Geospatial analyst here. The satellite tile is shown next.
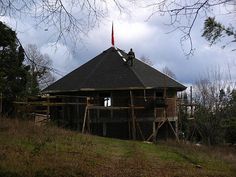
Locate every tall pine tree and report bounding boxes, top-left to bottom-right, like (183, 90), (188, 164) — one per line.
(0, 21), (29, 115)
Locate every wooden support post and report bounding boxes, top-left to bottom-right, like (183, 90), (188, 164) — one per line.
(136, 121), (144, 141)
(175, 119), (178, 140)
(167, 120), (179, 142)
(153, 91), (157, 142)
(82, 97), (92, 134)
(148, 105), (170, 142)
(128, 120), (131, 139)
(61, 98), (65, 123)
(76, 98), (80, 131)
(110, 92), (113, 119)
(190, 86), (193, 117)
(174, 94), (179, 140)
(0, 92), (2, 117)
(96, 93), (100, 119)
(164, 107), (168, 139)
(150, 119), (166, 141)
(103, 122), (107, 136)
(47, 95), (50, 119)
(164, 75), (167, 98)
(87, 108), (90, 133)
(130, 90), (136, 140)
(82, 106), (88, 133)
(152, 121), (156, 142)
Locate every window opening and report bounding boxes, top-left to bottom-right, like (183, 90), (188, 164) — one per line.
(104, 97), (111, 107)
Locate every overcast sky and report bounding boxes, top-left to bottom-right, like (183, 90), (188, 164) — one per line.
(1, 1), (235, 88)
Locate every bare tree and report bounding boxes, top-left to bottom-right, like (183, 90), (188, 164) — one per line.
(145, 0), (236, 56)
(2, 1), (235, 56)
(25, 44), (55, 92)
(162, 66), (176, 79)
(0, 0), (130, 44)
(140, 56), (177, 80)
(0, 1), (133, 79)
(193, 67), (232, 144)
(140, 55), (154, 66)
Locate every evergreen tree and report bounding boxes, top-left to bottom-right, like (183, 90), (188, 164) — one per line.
(202, 17), (236, 50)
(0, 21), (29, 115)
(224, 90), (236, 144)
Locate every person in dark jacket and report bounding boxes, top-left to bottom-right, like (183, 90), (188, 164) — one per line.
(127, 48), (135, 66)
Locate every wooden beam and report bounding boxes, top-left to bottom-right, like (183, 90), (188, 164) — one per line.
(87, 106), (144, 110)
(155, 116), (178, 122)
(14, 102), (87, 106)
(41, 95), (88, 99)
(167, 120), (179, 142)
(130, 90), (136, 140)
(76, 97), (80, 131)
(136, 122), (144, 141)
(110, 92), (113, 119)
(46, 96), (50, 119)
(152, 122), (156, 142)
(0, 92), (2, 116)
(87, 108), (90, 133)
(82, 106), (88, 134)
(147, 109), (169, 142)
(128, 121), (131, 139)
(76, 116), (180, 124)
(174, 94), (179, 141)
(153, 91), (156, 142)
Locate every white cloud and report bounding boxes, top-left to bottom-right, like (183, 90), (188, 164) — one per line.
(40, 43), (76, 77)
(1, 2), (235, 88)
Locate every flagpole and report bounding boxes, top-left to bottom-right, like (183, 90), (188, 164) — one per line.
(111, 22), (115, 47)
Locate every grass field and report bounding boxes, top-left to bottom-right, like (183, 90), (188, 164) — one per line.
(0, 118), (235, 177)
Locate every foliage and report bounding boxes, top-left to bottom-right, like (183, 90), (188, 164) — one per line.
(193, 69), (236, 145)
(224, 90), (236, 143)
(202, 17), (236, 50)
(145, 0), (236, 55)
(0, 21), (29, 114)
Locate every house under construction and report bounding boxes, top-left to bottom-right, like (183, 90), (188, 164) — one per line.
(35, 47), (186, 141)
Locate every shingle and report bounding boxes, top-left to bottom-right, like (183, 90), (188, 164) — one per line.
(44, 47), (186, 93)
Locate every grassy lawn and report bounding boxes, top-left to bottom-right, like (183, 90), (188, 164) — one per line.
(0, 118), (235, 177)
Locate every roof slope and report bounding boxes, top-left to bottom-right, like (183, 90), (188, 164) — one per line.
(44, 47), (186, 93)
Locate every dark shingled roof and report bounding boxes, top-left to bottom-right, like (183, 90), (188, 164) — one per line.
(44, 47), (186, 93)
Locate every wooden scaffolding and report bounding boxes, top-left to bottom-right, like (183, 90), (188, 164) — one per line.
(14, 90), (181, 142)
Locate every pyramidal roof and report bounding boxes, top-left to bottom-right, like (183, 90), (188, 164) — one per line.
(44, 47), (186, 93)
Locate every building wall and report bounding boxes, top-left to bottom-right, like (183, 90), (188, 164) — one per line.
(49, 89), (179, 140)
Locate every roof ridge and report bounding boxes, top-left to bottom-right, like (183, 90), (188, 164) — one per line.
(115, 48), (146, 89)
(129, 67), (146, 88)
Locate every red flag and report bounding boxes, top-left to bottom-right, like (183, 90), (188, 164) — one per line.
(111, 22), (114, 46)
